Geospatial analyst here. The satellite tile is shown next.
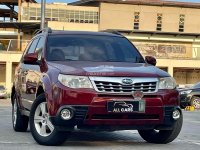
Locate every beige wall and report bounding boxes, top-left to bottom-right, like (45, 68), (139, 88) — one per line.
(48, 21), (98, 31)
(0, 52), (23, 62)
(99, 2), (200, 33)
(0, 64), (6, 86)
(99, 3), (133, 30)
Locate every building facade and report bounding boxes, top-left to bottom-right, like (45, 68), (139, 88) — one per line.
(1, 0), (200, 92)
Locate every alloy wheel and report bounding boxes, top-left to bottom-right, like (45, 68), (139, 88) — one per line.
(34, 102), (54, 137)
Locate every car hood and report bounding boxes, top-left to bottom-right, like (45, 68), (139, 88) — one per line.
(47, 61), (170, 77)
(178, 87), (200, 92)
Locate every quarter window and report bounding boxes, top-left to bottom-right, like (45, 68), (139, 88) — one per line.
(27, 38), (39, 54)
(35, 37), (45, 60)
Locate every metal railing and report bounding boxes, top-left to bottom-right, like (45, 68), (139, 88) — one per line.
(0, 39), (30, 52)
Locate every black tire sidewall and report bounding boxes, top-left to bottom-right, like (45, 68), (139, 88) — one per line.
(12, 93), (29, 132)
(29, 93), (67, 146)
(138, 111), (183, 144)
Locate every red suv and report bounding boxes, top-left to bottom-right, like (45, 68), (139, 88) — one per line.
(11, 28), (182, 146)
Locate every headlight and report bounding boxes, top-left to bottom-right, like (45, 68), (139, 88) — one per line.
(180, 90), (192, 95)
(158, 77), (177, 89)
(58, 74), (93, 89)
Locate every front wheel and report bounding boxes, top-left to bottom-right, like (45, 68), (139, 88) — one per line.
(138, 112), (183, 144)
(29, 94), (69, 146)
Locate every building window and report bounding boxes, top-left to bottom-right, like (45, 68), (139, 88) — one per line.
(22, 7), (99, 24)
(134, 12), (140, 30)
(157, 13), (162, 31)
(179, 14), (185, 32)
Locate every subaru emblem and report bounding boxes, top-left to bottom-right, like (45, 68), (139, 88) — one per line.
(122, 78), (133, 85)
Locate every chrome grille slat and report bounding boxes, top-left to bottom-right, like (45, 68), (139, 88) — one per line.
(90, 77), (158, 93)
(95, 84), (156, 88)
(97, 87), (156, 90)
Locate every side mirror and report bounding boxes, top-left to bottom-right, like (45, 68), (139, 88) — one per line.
(23, 53), (38, 64)
(145, 56), (157, 66)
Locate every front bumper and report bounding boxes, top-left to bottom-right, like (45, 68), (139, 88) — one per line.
(48, 82), (180, 131)
(50, 105), (181, 131)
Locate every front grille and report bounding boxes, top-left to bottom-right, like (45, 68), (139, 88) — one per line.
(91, 114), (159, 120)
(94, 81), (157, 93)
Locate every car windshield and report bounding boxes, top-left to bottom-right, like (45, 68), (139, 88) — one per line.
(46, 34), (144, 63)
(192, 82), (200, 88)
(0, 86), (5, 90)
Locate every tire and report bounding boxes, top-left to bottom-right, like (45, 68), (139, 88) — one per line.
(29, 93), (68, 146)
(190, 96), (200, 109)
(138, 112), (183, 144)
(12, 93), (29, 132)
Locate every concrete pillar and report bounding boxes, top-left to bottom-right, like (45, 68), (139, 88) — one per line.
(168, 66), (174, 77)
(18, 0), (21, 22)
(17, 0), (22, 51)
(6, 61), (12, 93)
(17, 29), (21, 51)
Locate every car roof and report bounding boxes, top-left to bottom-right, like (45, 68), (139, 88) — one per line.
(48, 30), (123, 37)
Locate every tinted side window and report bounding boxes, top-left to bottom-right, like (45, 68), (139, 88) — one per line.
(35, 37), (45, 52)
(27, 38), (39, 54)
(35, 37), (45, 60)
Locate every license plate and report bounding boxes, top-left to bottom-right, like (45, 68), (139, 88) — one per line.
(107, 100), (145, 113)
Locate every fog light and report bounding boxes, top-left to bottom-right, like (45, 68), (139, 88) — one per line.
(172, 109), (180, 120)
(61, 109), (73, 120)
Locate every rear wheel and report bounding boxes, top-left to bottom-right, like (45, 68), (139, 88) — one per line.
(190, 96), (200, 109)
(12, 93), (29, 132)
(29, 94), (69, 146)
(138, 113), (183, 144)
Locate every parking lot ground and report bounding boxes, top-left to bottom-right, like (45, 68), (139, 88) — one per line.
(0, 99), (200, 150)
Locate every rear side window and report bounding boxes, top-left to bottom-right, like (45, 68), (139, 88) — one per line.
(46, 35), (144, 63)
(27, 38), (39, 54)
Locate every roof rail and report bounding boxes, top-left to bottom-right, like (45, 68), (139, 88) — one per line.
(101, 29), (122, 35)
(34, 27), (52, 36)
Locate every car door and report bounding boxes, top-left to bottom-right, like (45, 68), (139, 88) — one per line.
(20, 36), (45, 110)
(15, 39), (35, 109)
